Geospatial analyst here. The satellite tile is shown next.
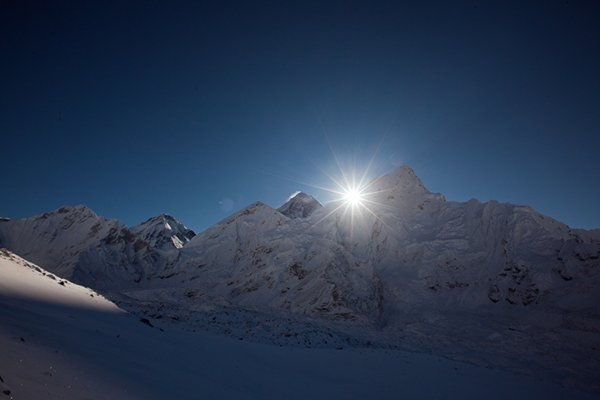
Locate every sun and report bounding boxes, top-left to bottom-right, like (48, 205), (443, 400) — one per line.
(342, 187), (364, 207)
(302, 159), (389, 231)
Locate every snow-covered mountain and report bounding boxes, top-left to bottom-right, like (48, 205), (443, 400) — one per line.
(1, 167), (599, 321)
(127, 166), (600, 390)
(0, 206), (183, 289)
(176, 200), (383, 324)
(168, 166), (600, 320)
(278, 192), (322, 218)
(131, 213), (195, 250)
(1, 165), (599, 391)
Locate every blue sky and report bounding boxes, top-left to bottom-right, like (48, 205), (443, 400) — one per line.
(1, 1), (599, 231)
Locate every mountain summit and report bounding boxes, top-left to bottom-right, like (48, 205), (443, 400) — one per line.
(369, 165), (431, 196)
(277, 192), (322, 218)
(131, 214), (195, 250)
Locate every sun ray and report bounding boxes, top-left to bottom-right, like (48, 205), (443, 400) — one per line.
(310, 201), (347, 227)
(357, 139), (384, 190)
(361, 202), (392, 230)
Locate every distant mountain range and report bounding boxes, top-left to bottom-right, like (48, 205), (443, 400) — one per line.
(1, 165), (599, 390)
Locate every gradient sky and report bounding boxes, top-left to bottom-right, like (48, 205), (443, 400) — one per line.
(1, 1), (599, 231)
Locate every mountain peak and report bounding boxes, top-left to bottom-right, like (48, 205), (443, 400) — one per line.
(30, 204), (100, 223)
(287, 191), (311, 201)
(141, 213), (178, 225)
(55, 204), (97, 215)
(370, 165), (430, 195)
(388, 165), (421, 181)
(132, 213), (195, 250)
(278, 192), (322, 219)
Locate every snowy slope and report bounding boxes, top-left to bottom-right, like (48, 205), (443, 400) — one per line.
(0, 248), (596, 400)
(0, 248), (119, 312)
(0, 206), (174, 289)
(0, 205), (115, 277)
